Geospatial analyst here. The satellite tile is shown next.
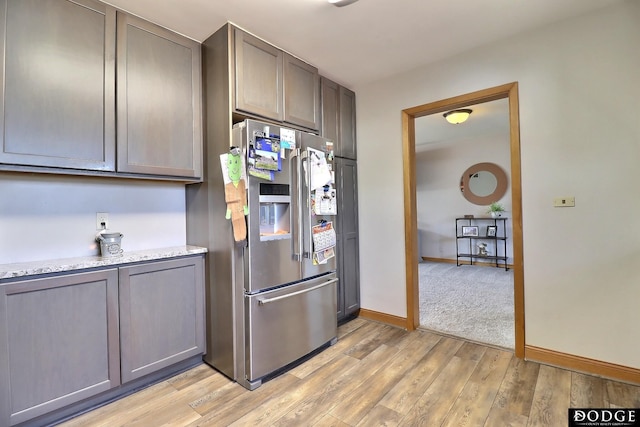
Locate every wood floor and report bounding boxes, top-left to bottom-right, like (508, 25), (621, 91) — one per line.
(59, 318), (640, 427)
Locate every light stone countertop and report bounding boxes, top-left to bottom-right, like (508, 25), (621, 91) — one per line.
(0, 245), (207, 280)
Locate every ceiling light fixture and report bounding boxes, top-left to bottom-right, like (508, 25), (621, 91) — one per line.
(328, 0), (359, 7)
(443, 109), (472, 124)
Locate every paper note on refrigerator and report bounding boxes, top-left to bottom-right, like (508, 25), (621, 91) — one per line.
(305, 148), (332, 191)
(219, 152), (247, 185)
(280, 127), (296, 149)
(252, 137), (281, 171)
(314, 186), (337, 215)
(312, 221), (336, 264)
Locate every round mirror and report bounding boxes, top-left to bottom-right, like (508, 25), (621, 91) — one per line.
(460, 162), (508, 205)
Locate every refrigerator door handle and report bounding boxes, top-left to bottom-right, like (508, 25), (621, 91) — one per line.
(304, 150), (313, 259)
(257, 278), (339, 305)
(290, 149), (302, 261)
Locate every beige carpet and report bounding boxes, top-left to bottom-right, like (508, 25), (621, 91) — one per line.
(418, 261), (514, 349)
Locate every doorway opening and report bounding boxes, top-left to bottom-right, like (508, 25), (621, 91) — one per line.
(401, 82), (525, 358)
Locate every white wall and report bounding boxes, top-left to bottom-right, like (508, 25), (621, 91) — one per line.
(355, 0), (640, 368)
(0, 173), (187, 264)
(416, 133), (512, 261)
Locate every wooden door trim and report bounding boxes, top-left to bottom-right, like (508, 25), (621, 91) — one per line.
(402, 82), (525, 358)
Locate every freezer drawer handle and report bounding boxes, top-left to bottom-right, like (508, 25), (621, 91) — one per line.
(257, 278), (338, 305)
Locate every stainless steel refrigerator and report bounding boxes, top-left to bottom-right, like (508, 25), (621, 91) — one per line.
(190, 119), (338, 390)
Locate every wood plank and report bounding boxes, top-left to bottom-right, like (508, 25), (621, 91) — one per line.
(314, 413), (351, 427)
(455, 340), (488, 362)
(605, 380), (640, 408)
(167, 363), (221, 391)
(185, 373), (301, 426)
(356, 405), (403, 427)
(228, 354), (358, 426)
(330, 335), (443, 425)
(397, 355), (481, 426)
(188, 380), (246, 416)
(288, 320), (380, 379)
(377, 327), (412, 350)
(273, 344), (401, 426)
(101, 371), (224, 427)
(440, 348), (512, 427)
(344, 324), (407, 360)
(527, 364), (572, 427)
(484, 410), (529, 427)
(60, 381), (177, 427)
(570, 372), (607, 408)
(337, 317), (367, 338)
(378, 334), (459, 414)
(484, 356), (539, 426)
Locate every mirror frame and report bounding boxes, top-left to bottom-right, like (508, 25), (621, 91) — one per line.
(460, 162), (508, 205)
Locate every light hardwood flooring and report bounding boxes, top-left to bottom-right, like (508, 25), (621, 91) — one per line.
(59, 318), (640, 427)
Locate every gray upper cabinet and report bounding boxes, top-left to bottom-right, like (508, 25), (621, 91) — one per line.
(119, 256), (205, 383)
(234, 28), (284, 123)
(339, 86), (357, 159)
(233, 26), (319, 131)
(0, 0), (203, 180)
(284, 53), (320, 130)
(117, 13), (202, 178)
(0, 0), (116, 171)
(320, 77), (340, 144)
(0, 269), (120, 426)
(320, 77), (356, 159)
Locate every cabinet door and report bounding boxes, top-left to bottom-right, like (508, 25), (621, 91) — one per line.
(284, 53), (319, 130)
(0, 0), (116, 171)
(0, 269), (120, 426)
(119, 256), (205, 383)
(117, 13), (202, 178)
(234, 28), (283, 122)
(335, 158), (360, 319)
(339, 86), (357, 159)
(320, 77), (340, 144)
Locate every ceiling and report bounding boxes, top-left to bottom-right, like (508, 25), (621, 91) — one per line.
(102, 0), (624, 89)
(415, 98), (510, 151)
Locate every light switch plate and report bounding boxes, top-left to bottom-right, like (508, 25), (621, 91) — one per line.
(553, 197), (575, 207)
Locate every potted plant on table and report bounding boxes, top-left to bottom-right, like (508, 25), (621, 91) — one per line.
(487, 202), (505, 218)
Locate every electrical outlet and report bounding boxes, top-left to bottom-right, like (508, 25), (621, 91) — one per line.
(96, 212), (109, 230)
(553, 197), (575, 207)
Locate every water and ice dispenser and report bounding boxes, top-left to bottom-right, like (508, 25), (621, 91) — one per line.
(258, 183), (291, 240)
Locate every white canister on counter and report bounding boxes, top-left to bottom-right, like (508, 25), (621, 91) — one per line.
(96, 231), (124, 258)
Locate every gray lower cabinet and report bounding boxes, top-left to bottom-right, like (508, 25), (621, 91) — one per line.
(118, 257), (205, 383)
(0, 255), (205, 426)
(116, 13), (202, 179)
(335, 158), (360, 320)
(0, 269), (120, 426)
(0, 0), (116, 171)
